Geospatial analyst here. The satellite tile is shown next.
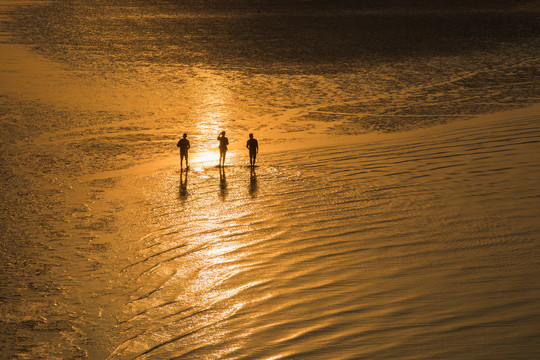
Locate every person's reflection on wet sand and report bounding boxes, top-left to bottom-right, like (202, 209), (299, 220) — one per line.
(249, 167), (258, 198)
(179, 168), (188, 200)
(219, 166), (227, 200)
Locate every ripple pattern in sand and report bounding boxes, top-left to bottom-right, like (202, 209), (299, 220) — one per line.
(110, 111), (540, 360)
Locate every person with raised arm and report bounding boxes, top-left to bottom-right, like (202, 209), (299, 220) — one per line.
(217, 131), (229, 167)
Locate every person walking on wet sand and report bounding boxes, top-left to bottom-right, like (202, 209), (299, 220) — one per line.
(246, 133), (259, 167)
(177, 133), (191, 170)
(217, 131), (229, 167)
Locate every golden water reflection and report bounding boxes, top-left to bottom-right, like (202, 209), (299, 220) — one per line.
(190, 70), (236, 152)
(109, 109), (540, 358)
(192, 150), (236, 169)
(119, 163), (270, 357)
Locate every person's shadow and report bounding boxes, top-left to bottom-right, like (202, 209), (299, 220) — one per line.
(219, 166), (228, 201)
(249, 167), (258, 198)
(179, 168), (188, 200)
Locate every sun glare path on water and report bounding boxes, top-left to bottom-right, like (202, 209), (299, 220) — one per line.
(190, 151), (237, 169)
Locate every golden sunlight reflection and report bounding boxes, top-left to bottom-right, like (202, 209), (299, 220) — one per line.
(192, 150), (231, 167)
(191, 70), (236, 151)
(2, 0), (539, 357)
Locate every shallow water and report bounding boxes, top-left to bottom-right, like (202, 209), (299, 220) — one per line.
(1, 0), (540, 359)
(102, 109), (540, 359)
(3, 0), (539, 147)
(4, 106), (539, 359)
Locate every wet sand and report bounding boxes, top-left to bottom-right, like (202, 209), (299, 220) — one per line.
(2, 102), (539, 358)
(105, 106), (540, 359)
(1, 1), (540, 358)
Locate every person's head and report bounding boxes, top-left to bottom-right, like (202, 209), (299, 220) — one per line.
(249, 133), (253, 139)
(221, 131), (226, 136)
(183, 133), (187, 138)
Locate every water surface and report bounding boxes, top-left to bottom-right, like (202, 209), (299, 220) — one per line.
(1, 0), (539, 358)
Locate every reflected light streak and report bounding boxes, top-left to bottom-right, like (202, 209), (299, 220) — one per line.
(192, 150), (236, 168)
(190, 70), (235, 150)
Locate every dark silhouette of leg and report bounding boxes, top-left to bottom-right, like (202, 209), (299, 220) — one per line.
(180, 149), (183, 170)
(220, 150), (226, 167)
(180, 152), (188, 170)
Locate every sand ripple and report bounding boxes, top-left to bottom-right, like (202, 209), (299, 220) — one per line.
(108, 108), (540, 359)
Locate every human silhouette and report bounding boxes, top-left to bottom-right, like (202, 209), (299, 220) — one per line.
(217, 131), (229, 167)
(246, 133), (259, 167)
(176, 133), (191, 170)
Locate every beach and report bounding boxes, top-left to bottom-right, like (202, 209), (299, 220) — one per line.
(2, 99), (539, 359)
(105, 105), (540, 359)
(1, 0), (540, 359)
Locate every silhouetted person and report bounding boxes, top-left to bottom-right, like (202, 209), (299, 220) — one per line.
(246, 133), (259, 167)
(177, 133), (191, 170)
(217, 131), (229, 167)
